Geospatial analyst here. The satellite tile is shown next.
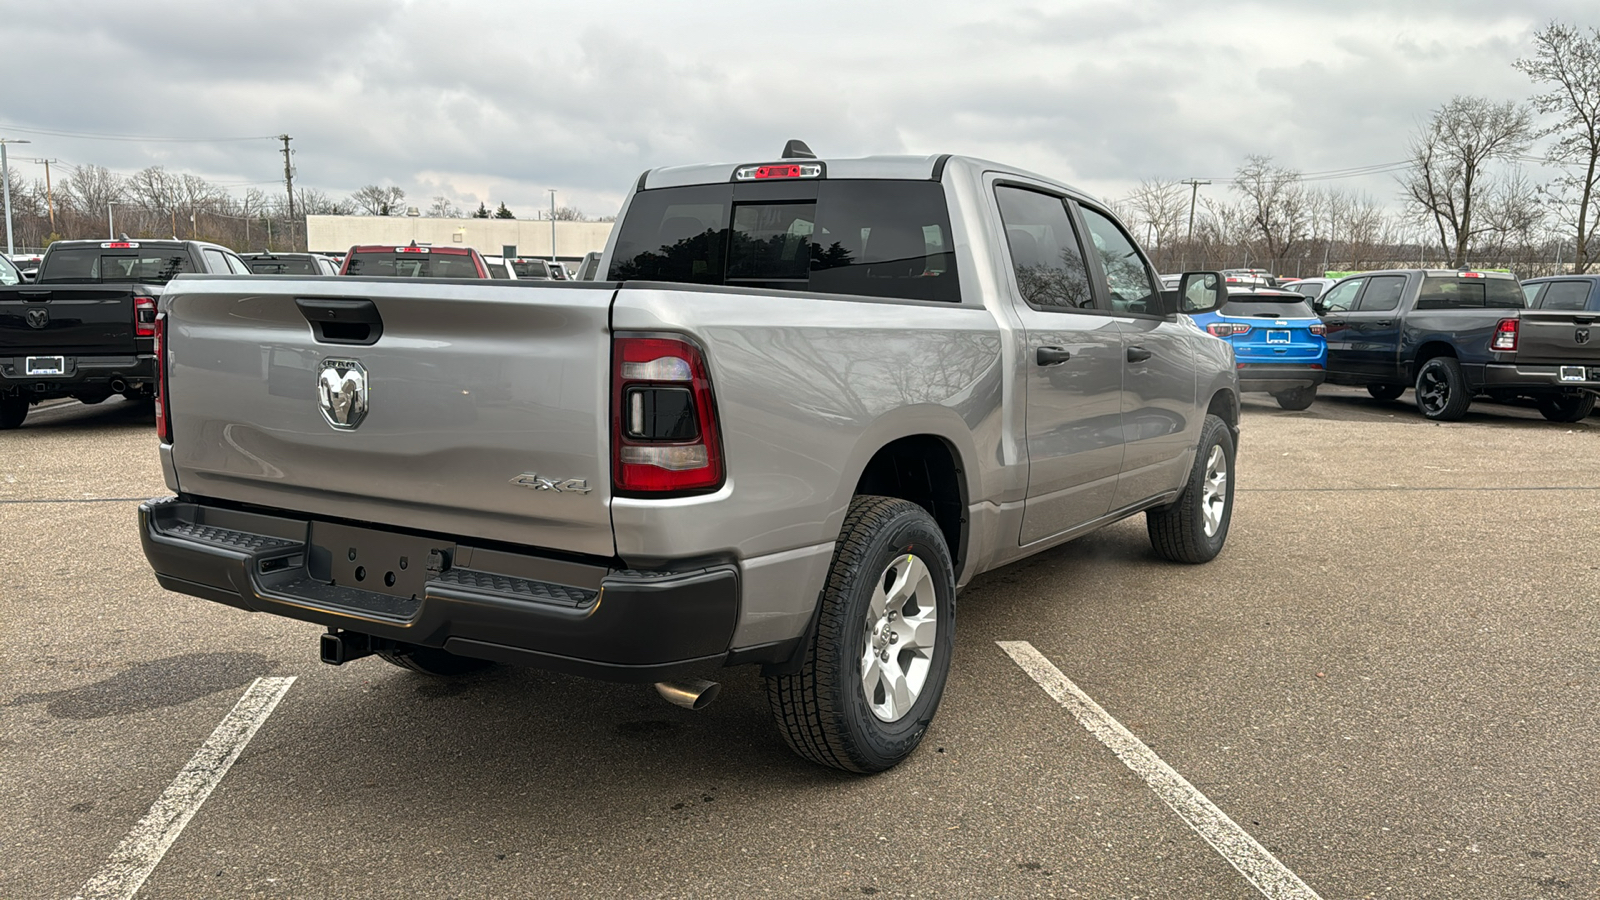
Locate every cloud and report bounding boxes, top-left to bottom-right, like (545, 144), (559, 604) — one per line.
(2, 0), (1588, 217)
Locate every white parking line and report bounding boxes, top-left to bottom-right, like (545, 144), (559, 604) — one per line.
(997, 641), (1321, 900)
(72, 676), (296, 900)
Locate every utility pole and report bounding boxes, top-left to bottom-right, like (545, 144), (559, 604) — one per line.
(1181, 178), (1210, 243)
(548, 189), (557, 264)
(108, 202), (116, 240)
(0, 138), (33, 257)
(279, 134), (296, 251)
(33, 158), (60, 234)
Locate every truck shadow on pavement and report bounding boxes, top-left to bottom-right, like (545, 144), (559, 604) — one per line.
(4, 650), (271, 719)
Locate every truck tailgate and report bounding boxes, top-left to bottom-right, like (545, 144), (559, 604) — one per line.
(164, 278), (618, 558)
(0, 286), (139, 355)
(1516, 310), (1600, 364)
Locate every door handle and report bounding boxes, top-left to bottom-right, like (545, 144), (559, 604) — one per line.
(1035, 346), (1072, 366)
(1126, 345), (1153, 363)
(1373, 320), (1393, 326)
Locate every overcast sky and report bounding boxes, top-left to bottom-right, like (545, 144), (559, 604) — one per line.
(1, 0), (1590, 219)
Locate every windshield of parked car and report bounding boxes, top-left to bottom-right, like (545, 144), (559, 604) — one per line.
(608, 179), (960, 303)
(38, 247), (196, 284)
(245, 256), (319, 275)
(509, 259), (552, 279)
(343, 250), (483, 278)
(1416, 275), (1523, 309)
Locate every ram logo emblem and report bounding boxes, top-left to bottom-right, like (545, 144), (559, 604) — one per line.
(317, 358), (368, 430)
(1577, 327), (1591, 345)
(25, 308), (48, 329)
(511, 473), (592, 494)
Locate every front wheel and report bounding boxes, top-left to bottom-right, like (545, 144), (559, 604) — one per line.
(1147, 414), (1234, 564)
(1414, 357), (1471, 421)
(763, 495), (955, 773)
(1366, 383), (1405, 401)
(1273, 386), (1316, 410)
(1536, 391), (1597, 423)
(0, 396), (27, 430)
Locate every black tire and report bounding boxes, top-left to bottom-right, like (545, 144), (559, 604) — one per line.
(1536, 391), (1597, 423)
(0, 396), (27, 430)
(763, 495), (956, 774)
(1414, 357), (1471, 421)
(1147, 414), (1235, 564)
(1273, 386), (1316, 410)
(378, 644), (497, 677)
(1366, 383), (1405, 401)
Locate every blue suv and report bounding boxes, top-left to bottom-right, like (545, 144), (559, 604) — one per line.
(1188, 287), (1328, 409)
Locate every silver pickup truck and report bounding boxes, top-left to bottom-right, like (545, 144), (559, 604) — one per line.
(139, 148), (1240, 772)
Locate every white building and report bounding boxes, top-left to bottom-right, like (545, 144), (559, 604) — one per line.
(305, 215), (614, 264)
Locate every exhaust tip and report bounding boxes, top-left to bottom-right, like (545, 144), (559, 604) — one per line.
(109, 378), (127, 393)
(654, 679), (721, 711)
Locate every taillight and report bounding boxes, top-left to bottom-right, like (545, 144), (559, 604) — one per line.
(734, 163), (823, 181)
(1309, 323), (1327, 336)
(155, 312), (172, 444)
(134, 296), (156, 338)
(1206, 322), (1250, 337)
(612, 334), (723, 495)
(1490, 318), (1519, 352)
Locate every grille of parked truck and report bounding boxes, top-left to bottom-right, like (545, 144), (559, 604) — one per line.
(138, 143), (1242, 772)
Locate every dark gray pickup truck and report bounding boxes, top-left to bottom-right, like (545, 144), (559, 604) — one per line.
(0, 239), (254, 428)
(1314, 269), (1600, 422)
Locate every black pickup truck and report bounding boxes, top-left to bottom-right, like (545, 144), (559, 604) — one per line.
(0, 239), (255, 428)
(1314, 269), (1600, 422)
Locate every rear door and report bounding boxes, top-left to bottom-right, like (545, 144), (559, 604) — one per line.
(994, 184), (1125, 544)
(165, 278), (619, 557)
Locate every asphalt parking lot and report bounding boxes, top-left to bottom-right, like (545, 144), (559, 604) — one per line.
(3, 388), (1596, 899)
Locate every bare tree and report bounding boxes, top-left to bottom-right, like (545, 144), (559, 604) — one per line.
(349, 184), (406, 216)
(1124, 179), (1188, 269)
(295, 187), (354, 216)
(1516, 22), (1600, 272)
(1399, 95), (1534, 267)
(1230, 155), (1309, 268)
(1476, 168), (1547, 265)
(426, 195), (463, 218)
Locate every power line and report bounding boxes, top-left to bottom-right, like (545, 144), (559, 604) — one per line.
(0, 122), (278, 143)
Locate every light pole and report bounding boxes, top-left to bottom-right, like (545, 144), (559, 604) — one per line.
(108, 202), (116, 240)
(0, 138), (33, 257)
(548, 189), (557, 264)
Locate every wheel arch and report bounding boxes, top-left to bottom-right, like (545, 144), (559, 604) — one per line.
(1408, 340), (1459, 380)
(844, 416), (974, 582)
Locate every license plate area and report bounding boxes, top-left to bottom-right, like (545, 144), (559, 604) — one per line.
(1559, 365), (1588, 382)
(1266, 330), (1291, 344)
(25, 356), (66, 376)
(308, 522), (456, 600)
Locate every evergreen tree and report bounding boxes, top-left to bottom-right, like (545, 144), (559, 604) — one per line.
(494, 202), (515, 219)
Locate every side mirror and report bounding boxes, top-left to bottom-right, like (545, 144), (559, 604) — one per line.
(1311, 299), (1327, 315)
(1177, 271), (1226, 315)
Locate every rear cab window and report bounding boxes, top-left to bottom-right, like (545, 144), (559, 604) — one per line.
(608, 180), (959, 303)
(1415, 275), (1524, 309)
(38, 245), (196, 284)
(344, 248), (484, 278)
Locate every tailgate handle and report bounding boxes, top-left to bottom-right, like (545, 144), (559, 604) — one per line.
(18, 290), (51, 301)
(296, 298), (383, 346)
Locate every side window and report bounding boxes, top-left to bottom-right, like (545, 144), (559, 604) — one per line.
(224, 253), (252, 275)
(1356, 275), (1405, 311)
(1540, 281), (1590, 311)
(993, 185), (1094, 310)
(1077, 206), (1159, 315)
(1319, 278), (1363, 313)
(1522, 283), (1547, 307)
(202, 248), (229, 273)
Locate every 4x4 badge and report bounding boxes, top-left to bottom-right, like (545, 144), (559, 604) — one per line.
(511, 473), (592, 494)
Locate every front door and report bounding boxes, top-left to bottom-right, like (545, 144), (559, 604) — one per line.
(1075, 204), (1196, 508)
(994, 184), (1126, 545)
(1316, 276), (1366, 375)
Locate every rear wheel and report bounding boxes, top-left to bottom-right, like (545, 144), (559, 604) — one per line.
(1366, 383), (1405, 401)
(1147, 414), (1234, 563)
(0, 396), (27, 430)
(1536, 391), (1597, 423)
(1273, 386), (1316, 410)
(1414, 357), (1471, 421)
(763, 495), (955, 773)
(378, 644), (497, 677)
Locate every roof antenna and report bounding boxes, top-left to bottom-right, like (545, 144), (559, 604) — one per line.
(782, 140), (816, 160)
(119, 232), (131, 241)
